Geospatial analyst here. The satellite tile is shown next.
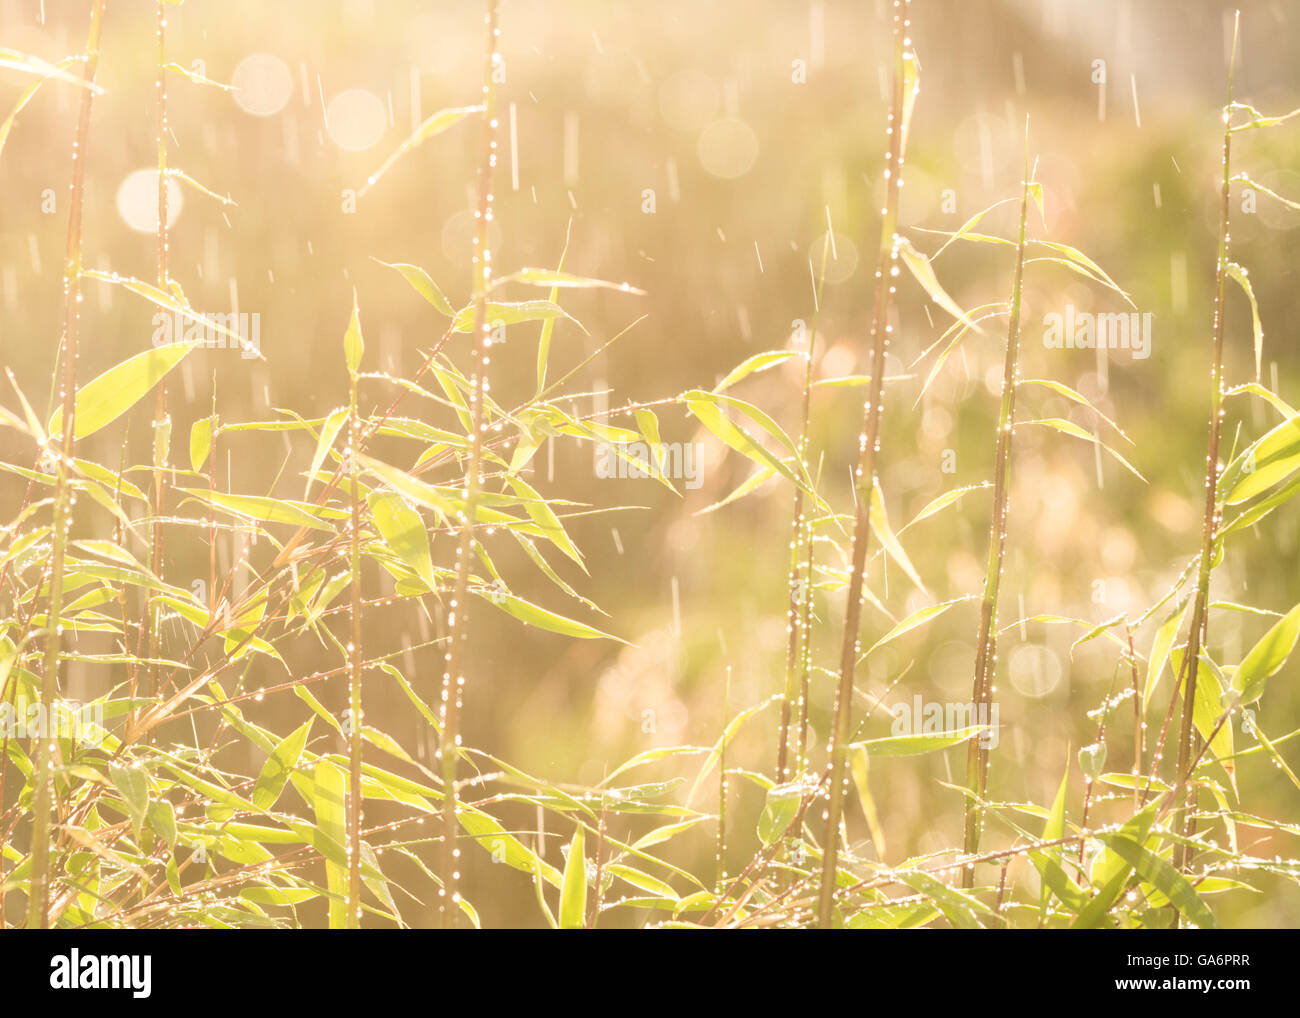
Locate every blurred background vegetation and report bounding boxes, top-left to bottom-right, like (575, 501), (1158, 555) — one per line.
(2, 0), (1298, 926)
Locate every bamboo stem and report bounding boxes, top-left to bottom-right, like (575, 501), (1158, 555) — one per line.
(26, 0), (107, 930)
(961, 121), (1031, 886)
(817, 0), (912, 928)
(145, 0), (170, 736)
(1174, 12), (1238, 877)
(439, 0), (500, 928)
(777, 233), (829, 782)
(347, 354), (363, 929)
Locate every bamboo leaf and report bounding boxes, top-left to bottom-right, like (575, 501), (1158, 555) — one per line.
(497, 267), (644, 294)
(1019, 418), (1146, 482)
(849, 726), (987, 758)
(312, 759), (349, 929)
(452, 300), (576, 334)
(869, 482), (927, 593)
(1234, 602), (1300, 705)
(479, 588), (623, 642)
(867, 597), (970, 654)
(896, 237), (983, 334)
(178, 488), (334, 531)
(369, 491), (436, 592)
(189, 416), (214, 473)
(375, 260), (454, 317)
(359, 104), (484, 197)
(1225, 262), (1265, 381)
(305, 408), (348, 498)
(559, 826), (587, 929)
(713, 350), (803, 392)
(344, 293), (364, 376)
(1100, 835), (1219, 929)
(1145, 597), (1189, 706)
(50, 341), (200, 441)
(253, 719), (312, 811)
(108, 764), (149, 840)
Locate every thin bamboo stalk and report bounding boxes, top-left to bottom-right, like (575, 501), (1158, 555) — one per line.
(817, 0), (913, 928)
(961, 123), (1031, 887)
(439, 0), (500, 928)
(26, 0), (108, 930)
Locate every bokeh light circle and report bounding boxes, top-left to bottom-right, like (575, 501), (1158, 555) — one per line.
(698, 118), (758, 179)
(1008, 644), (1063, 700)
(326, 89), (387, 152)
(116, 169), (183, 234)
(231, 53), (293, 117)
(809, 231), (859, 284)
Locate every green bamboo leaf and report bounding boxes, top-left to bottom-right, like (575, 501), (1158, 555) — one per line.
(869, 482), (927, 593)
(1225, 262), (1265, 381)
(1029, 764), (1088, 917)
(634, 408), (663, 450)
(1234, 602), (1300, 704)
(0, 48), (105, 90)
(1229, 104), (1300, 132)
(606, 863), (676, 899)
(253, 719), (313, 811)
(189, 415), (213, 473)
(82, 270), (259, 357)
(108, 764), (149, 840)
(1033, 241), (1133, 306)
(535, 231), (571, 394)
(1018, 378), (1128, 440)
(146, 799), (177, 850)
(344, 293), (364, 376)
(713, 350), (803, 392)
(757, 780), (807, 847)
(928, 196), (1019, 259)
(359, 104), (484, 197)
(900, 483), (989, 533)
(629, 815), (710, 850)
(507, 475), (584, 569)
(0, 56), (89, 161)
(169, 169), (235, 207)
(452, 300), (576, 334)
(313, 764), (349, 927)
(49, 341), (200, 441)
(1225, 381), (1296, 419)
(1019, 418), (1146, 482)
(1100, 835), (1219, 929)
(165, 60), (233, 91)
(849, 726), (986, 758)
(894, 871), (988, 929)
(369, 491), (436, 592)
(1074, 805), (1156, 928)
(356, 453), (456, 521)
(559, 826), (587, 929)
(359, 841), (401, 923)
(1145, 597), (1189, 706)
(304, 408), (347, 498)
(1171, 649), (1234, 794)
(178, 488), (334, 531)
(1222, 415), (1300, 505)
(867, 596), (970, 654)
(497, 267), (644, 294)
(459, 805), (562, 886)
(375, 260), (454, 317)
(377, 661), (440, 733)
(478, 588), (622, 642)
(684, 389), (813, 497)
(896, 237), (983, 334)
(694, 465), (776, 515)
(849, 747), (887, 860)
